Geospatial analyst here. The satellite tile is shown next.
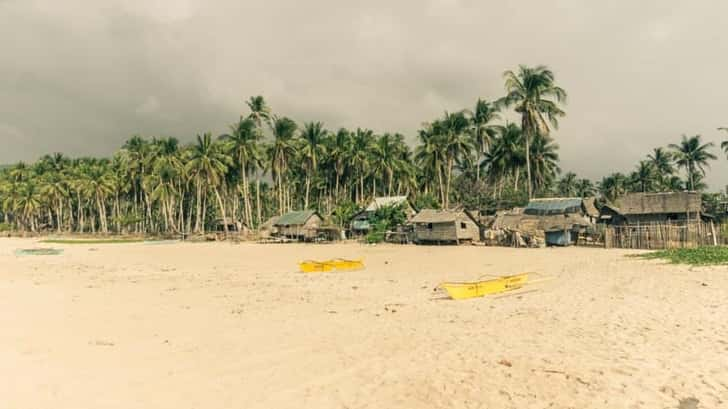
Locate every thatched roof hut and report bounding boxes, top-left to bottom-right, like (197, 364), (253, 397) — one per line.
(273, 210), (322, 240)
(609, 192), (703, 225)
(409, 209), (480, 244)
(488, 198), (595, 247)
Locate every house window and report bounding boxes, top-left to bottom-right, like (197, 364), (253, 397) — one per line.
(427, 223), (433, 229)
(460, 222), (466, 229)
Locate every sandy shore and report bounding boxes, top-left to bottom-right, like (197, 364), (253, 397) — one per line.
(1, 238), (727, 408)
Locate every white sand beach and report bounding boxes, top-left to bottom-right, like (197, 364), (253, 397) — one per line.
(1, 238), (727, 408)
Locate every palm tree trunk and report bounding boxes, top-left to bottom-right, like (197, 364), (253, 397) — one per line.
(304, 174), (311, 209)
(256, 176), (261, 228)
(194, 181), (202, 233)
(525, 128), (533, 199)
(214, 188), (228, 235)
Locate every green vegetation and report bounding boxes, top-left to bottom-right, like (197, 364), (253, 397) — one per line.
(0, 65), (726, 237)
(638, 247), (728, 266)
(365, 204), (407, 244)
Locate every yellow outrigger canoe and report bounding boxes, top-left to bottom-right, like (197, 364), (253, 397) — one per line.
(299, 258), (364, 273)
(438, 273), (529, 300)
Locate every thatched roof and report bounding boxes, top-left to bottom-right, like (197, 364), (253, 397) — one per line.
(274, 210), (319, 226)
(410, 209), (476, 224)
(617, 192), (701, 215)
(491, 210), (591, 234)
(583, 197), (599, 218)
(364, 196), (411, 212)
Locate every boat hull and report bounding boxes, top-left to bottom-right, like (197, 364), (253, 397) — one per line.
(440, 273), (529, 300)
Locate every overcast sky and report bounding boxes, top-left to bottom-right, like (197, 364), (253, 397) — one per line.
(1, 0), (727, 189)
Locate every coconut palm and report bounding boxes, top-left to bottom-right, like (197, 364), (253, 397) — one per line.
(299, 122), (328, 209)
(221, 118), (262, 225)
(575, 179), (595, 198)
(599, 173), (628, 203)
(185, 133), (232, 234)
(498, 65), (567, 199)
(557, 172), (578, 197)
(668, 134), (716, 191)
(631, 161), (657, 192)
(468, 99), (500, 181)
(269, 116), (298, 214)
(435, 111), (473, 208)
(720, 127), (728, 158)
(246, 96), (271, 128)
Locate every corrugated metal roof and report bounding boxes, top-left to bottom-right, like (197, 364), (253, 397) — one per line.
(274, 210), (318, 226)
(365, 196), (409, 212)
(524, 198), (583, 215)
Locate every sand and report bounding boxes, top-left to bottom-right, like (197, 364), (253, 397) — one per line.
(1, 238), (727, 408)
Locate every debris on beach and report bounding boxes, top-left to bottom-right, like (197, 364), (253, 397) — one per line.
(15, 248), (64, 256)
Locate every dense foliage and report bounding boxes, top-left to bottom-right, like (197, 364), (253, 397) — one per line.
(0, 66), (726, 235)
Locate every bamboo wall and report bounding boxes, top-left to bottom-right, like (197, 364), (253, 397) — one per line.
(603, 221), (722, 249)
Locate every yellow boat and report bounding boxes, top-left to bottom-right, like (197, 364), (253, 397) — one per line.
(328, 258), (364, 271)
(438, 273), (529, 300)
(299, 258), (365, 273)
(299, 260), (335, 273)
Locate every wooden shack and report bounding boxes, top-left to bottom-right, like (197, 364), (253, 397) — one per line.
(273, 210), (322, 240)
(608, 192), (703, 225)
(409, 209), (480, 244)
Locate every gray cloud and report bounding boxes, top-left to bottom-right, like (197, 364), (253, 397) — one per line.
(1, 0), (727, 189)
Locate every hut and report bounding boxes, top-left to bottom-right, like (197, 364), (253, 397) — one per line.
(350, 196), (416, 235)
(273, 210), (322, 240)
(487, 198), (596, 247)
(523, 198), (594, 246)
(607, 192), (703, 225)
(214, 218), (250, 235)
(409, 209), (480, 245)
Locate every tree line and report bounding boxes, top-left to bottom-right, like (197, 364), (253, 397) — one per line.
(1, 65), (727, 234)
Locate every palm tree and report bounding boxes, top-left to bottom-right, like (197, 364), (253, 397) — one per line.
(185, 133), (232, 234)
(269, 116), (298, 214)
(599, 173), (628, 203)
(557, 172), (578, 197)
(529, 133), (560, 194)
(435, 111), (473, 208)
(669, 134), (716, 191)
(498, 65), (567, 199)
(631, 161), (657, 192)
(414, 125), (444, 203)
(719, 127), (728, 158)
(468, 99), (500, 181)
(246, 96), (271, 127)
(575, 179), (595, 197)
(221, 118), (261, 225)
(329, 128), (351, 201)
(299, 122), (328, 208)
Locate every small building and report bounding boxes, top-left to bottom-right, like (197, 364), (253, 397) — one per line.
(214, 218), (250, 235)
(273, 210), (322, 240)
(409, 209), (480, 245)
(608, 192), (703, 225)
(486, 198), (596, 247)
(350, 196), (416, 234)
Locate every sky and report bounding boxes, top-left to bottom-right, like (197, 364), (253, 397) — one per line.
(1, 0), (727, 190)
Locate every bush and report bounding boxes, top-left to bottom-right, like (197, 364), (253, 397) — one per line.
(364, 204), (407, 243)
(0, 223), (12, 232)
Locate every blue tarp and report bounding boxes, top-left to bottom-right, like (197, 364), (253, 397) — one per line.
(545, 230), (573, 246)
